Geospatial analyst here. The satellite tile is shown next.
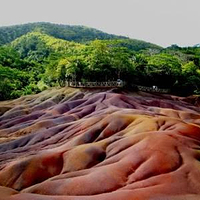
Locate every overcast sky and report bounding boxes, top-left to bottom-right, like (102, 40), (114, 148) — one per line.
(1, 0), (199, 47)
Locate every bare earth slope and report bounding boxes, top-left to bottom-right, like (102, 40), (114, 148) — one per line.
(0, 88), (200, 200)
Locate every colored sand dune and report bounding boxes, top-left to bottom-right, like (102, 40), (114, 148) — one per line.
(0, 88), (200, 200)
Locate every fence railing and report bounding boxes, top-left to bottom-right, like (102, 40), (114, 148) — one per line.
(134, 85), (170, 93)
(68, 81), (125, 88)
(68, 81), (170, 93)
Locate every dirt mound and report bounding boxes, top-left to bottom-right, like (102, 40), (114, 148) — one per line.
(0, 88), (200, 200)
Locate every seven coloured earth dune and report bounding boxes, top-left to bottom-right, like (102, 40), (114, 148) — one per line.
(0, 88), (200, 200)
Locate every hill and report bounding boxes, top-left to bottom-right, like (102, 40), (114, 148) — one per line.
(0, 22), (124, 45)
(0, 23), (200, 101)
(0, 22), (162, 51)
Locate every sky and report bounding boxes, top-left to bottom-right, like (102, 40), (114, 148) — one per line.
(0, 0), (200, 47)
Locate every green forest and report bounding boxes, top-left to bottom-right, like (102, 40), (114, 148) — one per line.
(0, 22), (200, 100)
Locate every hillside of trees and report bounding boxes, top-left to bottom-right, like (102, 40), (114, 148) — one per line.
(0, 22), (123, 45)
(0, 23), (200, 100)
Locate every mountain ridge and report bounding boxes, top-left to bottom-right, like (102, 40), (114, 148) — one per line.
(0, 22), (126, 45)
(0, 22), (162, 50)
